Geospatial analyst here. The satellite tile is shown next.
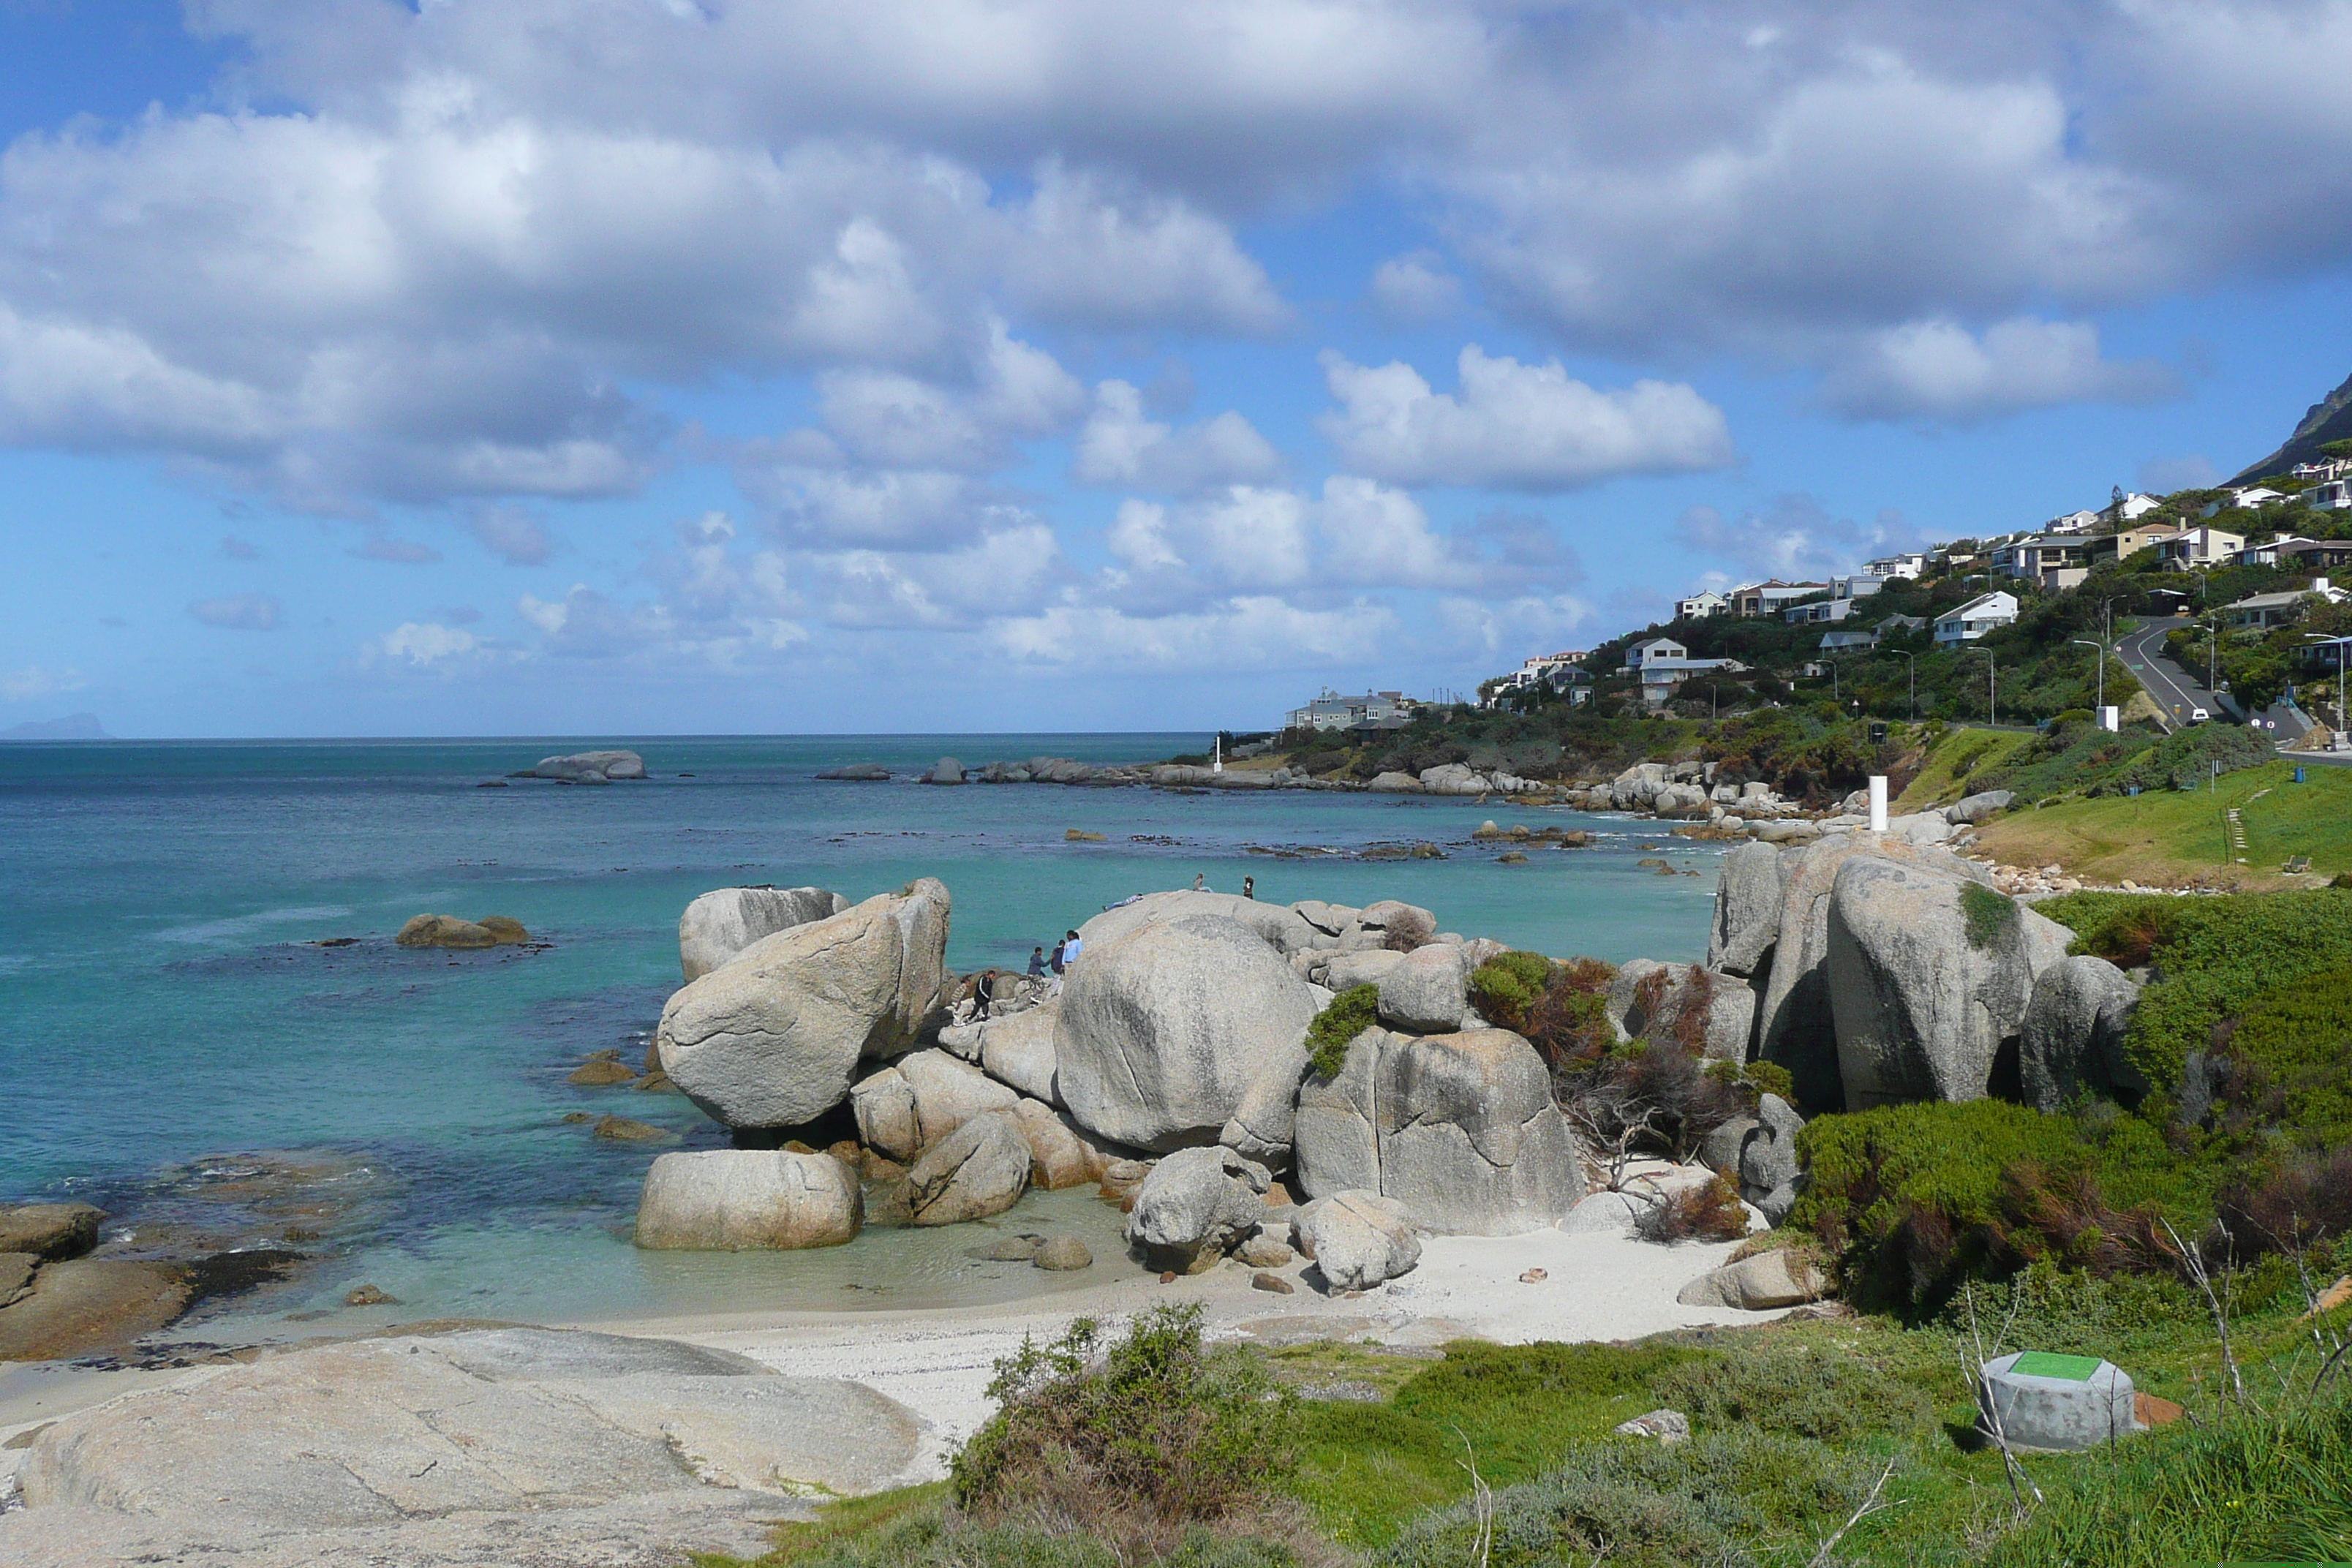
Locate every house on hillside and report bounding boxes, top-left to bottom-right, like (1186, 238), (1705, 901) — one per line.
(2086, 523), (2180, 567)
(1820, 628), (1880, 651)
(1864, 551), (1929, 578)
(2155, 526), (2245, 570)
(2276, 539), (2352, 570)
(2114, 492), (2163, 521)
(2044, 510), (2104, 535)
(1830, 574), (1888, 599)
(1729, 580), (1828, 617)
(1784, 597), (1860, 625)
(1286, 689), (1415, 731)
(1991, 534), (2089, 590)
(2307, 480), (2352, 511)
(1675, 589), (1730, 619)
(1934, 591), (2019, 646)
(1487, 652), (1590, 706)
(1622, 637), (1687, 670)
(2204, 487), (2287, 515)
(2222, 578), (2346, 630)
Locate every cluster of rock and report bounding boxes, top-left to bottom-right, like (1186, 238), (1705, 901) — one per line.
(631, 882), (1588, 1289)
(1610, 823), (2144, 1147)
(0, 1202), (191, 1362)
(393, 913), (531, 949)
(512, 749), (647, 783)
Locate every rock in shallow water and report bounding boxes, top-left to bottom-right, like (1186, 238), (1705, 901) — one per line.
(634, 1150), (862, 1251)
(906, 1112), (1030, 1226)
(0, 1258), (192, 1361)
(0, 1203), (102, 1261)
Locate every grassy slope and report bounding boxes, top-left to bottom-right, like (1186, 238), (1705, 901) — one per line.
(1892, 727), (2038, 813)
(1970, 758), (2352, 887)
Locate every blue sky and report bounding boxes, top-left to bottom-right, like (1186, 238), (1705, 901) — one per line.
(3, 1), (2351, 738)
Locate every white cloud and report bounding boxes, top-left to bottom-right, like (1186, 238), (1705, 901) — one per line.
(189, 592), (284, 630)
(992, 595), (1397, 670)
(369, 622), (483, 666)
(818, 322), (1085, 472)
(352, 529), (443, 564)
(1319, 347), (1733, 491)
(1671, 495), (1923, 584)
(466, 505), (555, 565)
(1002, 164), (1287, 333)
(1434, 594), (1596, 657)
(1072, 380), (1279, 492)
(1818, 317), (2177, 423)
(1, 665), (88, 701)
(1368, 252), (1462, 322)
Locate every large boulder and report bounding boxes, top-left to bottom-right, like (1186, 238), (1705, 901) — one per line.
(656, 879), (951, 1129)
(1947, 789), (2016, 826)
(978, 1000), (1062, 1104)
(1825, 857), (2072, 1109)
(1612, 761), (1670, 811)
(1124, 1146), (1271, 1271)
(905, 1112), (1030, 1225)
(849, 1067), (921, 1162)
(897, 1049), (1022, 1144)
(1978, 1352), (2139, 1452)
(1674, 1248), (1828, 1310)
(1294, 1191), (1420, 1290)
(1294, 1027), (1581, 1235)
(393, 913), (497, 949)
(2020, 956), (2146, 1112)
(678, 886), (849, 982)
(1738, 1093), (1805, 1222)
(1374, 1030), (1583, 1233)
(633, 1151), (862, 1250)
(1055, 913), (1322, 1151)
(1367, 771), (1422, 793)
(1311, 947), (1408, 990)
(1754, 835), (1991, 1111)
(530, 749), (645, 782)
(1708, 840), (1788, 977)
(1005, 1099), (1109, 1190)
(1218, 1036), (1313, 1166)
(0, 1202), (103, 1260)
(1377, 943), (1475, 1033)
(1606, 961), (1755, 1062)
(1419, 763), (1493, 796)
(1078, 891), (1320, 958)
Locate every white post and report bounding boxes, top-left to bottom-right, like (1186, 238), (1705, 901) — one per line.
(2098, 705), (2119, 732)
(1869, 775), (1888, 833)
(1212, 735), (1223, 774)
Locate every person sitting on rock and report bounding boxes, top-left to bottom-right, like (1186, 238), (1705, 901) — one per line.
(1191, 872), (1207, 891)
(1242, 875), (1254, 900)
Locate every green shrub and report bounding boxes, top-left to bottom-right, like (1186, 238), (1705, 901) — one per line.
(1741, 1060), (1794, 1100)
(2040, 887), (2352, 1092)
(2217, 961), (2352, 1147)
(950, 1305), (1295, 1553)
(1379, 1429), (1885, 1568)
(752, 1507), (1305, 1568)
(1467, 951), (1551, 1030)
(1960, 881), (2019, 951)
(1305, 985), (1379, 1079)
(1648, 1343), (1934, 1444)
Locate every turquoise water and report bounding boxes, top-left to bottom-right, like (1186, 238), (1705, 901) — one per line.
(0, 736), (1720, 1330)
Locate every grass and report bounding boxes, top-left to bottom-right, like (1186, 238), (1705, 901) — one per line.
(1959, 881), (2018, 950)
(1305, 985), (1380, 1079)
(1970, 758), (2352, 887)
(1893, 726), (2037, 811)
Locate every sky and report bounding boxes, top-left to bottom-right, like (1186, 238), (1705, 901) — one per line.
(3, 1), (2352, 739)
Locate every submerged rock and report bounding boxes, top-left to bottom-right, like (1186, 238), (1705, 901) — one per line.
(393, 913), (498, 949)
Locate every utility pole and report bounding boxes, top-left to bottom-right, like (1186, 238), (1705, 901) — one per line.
(1891, 650), (1915, 720)
(2072, 638), (2105, 712)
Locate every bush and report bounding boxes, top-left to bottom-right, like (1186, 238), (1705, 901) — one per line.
(1960, 881), (2019, 951)
(1648, 1343), (1934, 1444)
(1380, 1428), (1885, 1568)
(2215, 1146), (2352, 1262)
(1634, 1173), (1749, 1243)
(1466, 951), (1552, 1030)
(2212, 962), (2352, 1148)
(1790, 1100), (2190, 1313)
(2040, 887), (2352, 1093)
(1305, 986), (1379, 1079)
(950, 1305), (1297, 1557)
(1742, 1060), (1794, 1101)
(765, 1507), (1306, 1568)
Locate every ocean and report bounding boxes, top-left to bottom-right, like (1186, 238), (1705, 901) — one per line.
(0, 736), (1722, 1333)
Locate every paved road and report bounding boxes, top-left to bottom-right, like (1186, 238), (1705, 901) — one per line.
(2117, 615), (2223, 727)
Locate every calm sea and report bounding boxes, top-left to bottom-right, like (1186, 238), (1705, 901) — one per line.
(0, 736), (1720, 1331)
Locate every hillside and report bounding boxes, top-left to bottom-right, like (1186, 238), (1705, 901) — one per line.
(2231, 366), (2352, 482)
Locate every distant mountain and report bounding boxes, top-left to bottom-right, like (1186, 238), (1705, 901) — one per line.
(1, 712), (111, 741)
(2231, 368), (2352, 483)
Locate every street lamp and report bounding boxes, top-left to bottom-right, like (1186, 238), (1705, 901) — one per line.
(1969, 647), (1998, 725)
(2306, 633), (2348, 739)
(1888, 649), (1916, 720)
(2071, 638), (2105, 713)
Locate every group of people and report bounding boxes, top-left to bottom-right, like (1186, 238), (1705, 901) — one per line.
(1018, 871), (1257, 989)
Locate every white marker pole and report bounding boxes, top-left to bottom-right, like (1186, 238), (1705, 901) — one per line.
(1869, 774), (1888, 833)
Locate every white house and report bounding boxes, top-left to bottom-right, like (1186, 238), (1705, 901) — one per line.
(1863, 552), (1929, 579)
(1784, 597), (1860, 625)
(1934, 591), (2019, 646)
(2155, 526), (2245, 570)
(1991, 534), (2088, 584)
(1729, 581), (1828, 617)
(1675, 589), (1731, 620)
(1287, 689), (1415, 731)
(2043, 510), (2104, 535)
(1622, 636), (1688, 670)
(1831, 574), (1888, 600)
(2204, 487), (2287, 516)
(2306, 480), (2352, 511)
(2222, 578), (2345, 630)
(1634, 655), (1744, 704)
(1820, 628), (1880, 651)
(2114, 492), (2163, 521)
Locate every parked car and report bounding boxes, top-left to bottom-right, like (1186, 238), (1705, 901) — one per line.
(2189, 706), (2209, 723)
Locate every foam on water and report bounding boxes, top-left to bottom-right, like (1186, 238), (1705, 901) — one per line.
(0, 734), (1719, 1330)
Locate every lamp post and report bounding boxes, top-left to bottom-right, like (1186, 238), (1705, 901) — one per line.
(2071, 638), (2105, 713)
(1970, 647), (1998, 725)
(1890, 649), (1916, 721)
